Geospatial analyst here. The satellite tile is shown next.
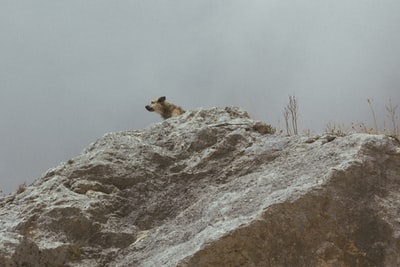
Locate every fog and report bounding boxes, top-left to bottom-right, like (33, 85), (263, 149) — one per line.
(1, 0), (399, 194)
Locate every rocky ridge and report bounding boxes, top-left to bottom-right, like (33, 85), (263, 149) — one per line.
(0, 107), (399, 266)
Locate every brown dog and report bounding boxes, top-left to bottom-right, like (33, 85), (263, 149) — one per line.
(145, 96), (185, 120)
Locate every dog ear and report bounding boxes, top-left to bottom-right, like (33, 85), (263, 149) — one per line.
(158, 96), (166, 102)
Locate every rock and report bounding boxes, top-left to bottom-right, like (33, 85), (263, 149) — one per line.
(0, 107), (399, 267)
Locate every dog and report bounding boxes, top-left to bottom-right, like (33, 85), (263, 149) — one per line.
(145, 96), (185, 119)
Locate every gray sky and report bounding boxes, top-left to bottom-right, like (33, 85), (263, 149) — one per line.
(1, 0), (400, 194)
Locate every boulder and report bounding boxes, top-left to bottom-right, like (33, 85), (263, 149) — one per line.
(0, 107), (399, 266)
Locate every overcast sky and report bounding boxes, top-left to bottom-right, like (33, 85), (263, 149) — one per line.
(1, 0), (399, 194)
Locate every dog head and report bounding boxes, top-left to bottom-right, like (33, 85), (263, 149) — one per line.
(145, 96), (166, 112)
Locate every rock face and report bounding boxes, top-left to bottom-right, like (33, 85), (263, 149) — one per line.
(1, 107), (400, 267)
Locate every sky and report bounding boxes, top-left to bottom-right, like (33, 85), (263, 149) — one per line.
(1, 0), (399, 194)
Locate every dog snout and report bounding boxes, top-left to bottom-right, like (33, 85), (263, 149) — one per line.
(145, 105), (154, 111)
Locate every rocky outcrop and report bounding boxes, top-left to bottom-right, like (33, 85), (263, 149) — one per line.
(0, 107), (399, 267)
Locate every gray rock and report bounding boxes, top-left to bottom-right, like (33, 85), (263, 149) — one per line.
(0, 107), (399, 267)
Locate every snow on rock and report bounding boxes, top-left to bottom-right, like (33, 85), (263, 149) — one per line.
(0, 107), (399, 266)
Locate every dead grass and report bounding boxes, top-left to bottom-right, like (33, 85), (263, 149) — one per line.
(16, 182), (27, 194)
(367, 98), (379, 133)
(385, 98), (399, 137)
(324, 98), (399, 139)
(279, 96), (398, 138)
(325, 122), (348, 137)
(364, 98), (399, 138)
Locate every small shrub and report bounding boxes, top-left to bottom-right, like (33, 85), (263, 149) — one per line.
(16, 182), (27, 194)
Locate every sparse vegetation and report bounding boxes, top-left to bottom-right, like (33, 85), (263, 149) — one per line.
(277, 96), (399, 139)
(386, 98), (399, 137)
(367, 98), (379, 133)
(325, 122), (347, 137)
(16, 182), (27, 194)
(283, 95), (299, 135)
(364, 98), (399, 138)
(323, 98), (399, 139)
(351, 122), (372, 134)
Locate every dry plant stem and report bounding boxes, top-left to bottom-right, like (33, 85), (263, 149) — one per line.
(289, 96), (299, 135)
(283, 95), (299, 135)
(367, 98), (379, 133)
(386, 98), (399, 137)
(283, 107), (291, 135)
